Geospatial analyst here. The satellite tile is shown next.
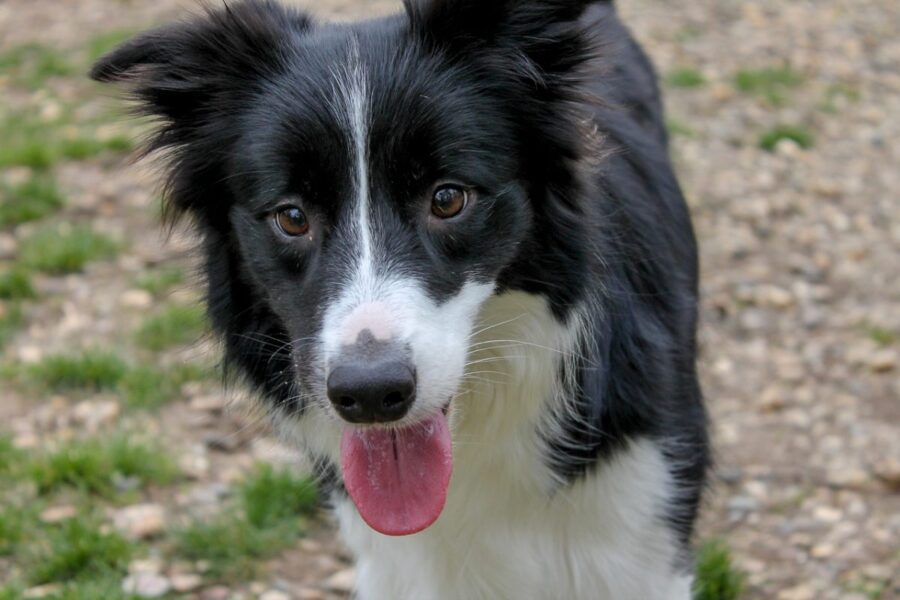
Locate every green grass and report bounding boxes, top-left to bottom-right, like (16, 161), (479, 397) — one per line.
(0, 504), (35, 557)
(0, 270), (37, 300)
(668, 67), (706, 88)
(694, 540), (746, 600)
(0, 110), (135, 170)
(173, 464), (318, 580)
(119, 363), (206, 409)
(135, 303), (208, 351)
(0, 434), (24, 476)
(667, 117), (697, 138)
(734, 66), (803, 105)
(19, 225), (119, 274)
(759, 124), (815, 152)
(0, 303), (25, 349)
(864, 324), (897, 347)
(28, 436), (177, 497)
(0, 174), (66, 227)
(57, 136), (134, 161)
(28, 350), (128, 391)
(47, 577), (140, 600)
(240, 464), (318, 529)
(27, 519), (133, 585)
(136, 267), (185, 297)
(0, 43), (75, 90)
(173, 517), (283, 581)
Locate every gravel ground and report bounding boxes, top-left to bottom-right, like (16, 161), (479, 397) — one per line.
(1, 1), (898, 599)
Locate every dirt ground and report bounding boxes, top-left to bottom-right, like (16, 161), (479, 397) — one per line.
(1, 1), (898, 599)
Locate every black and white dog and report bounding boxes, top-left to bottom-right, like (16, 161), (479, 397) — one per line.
(93, 0), (709, 597)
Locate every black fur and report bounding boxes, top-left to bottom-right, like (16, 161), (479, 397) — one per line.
(93, 0), (708, 547)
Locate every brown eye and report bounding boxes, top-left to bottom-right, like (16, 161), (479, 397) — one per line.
(431, 185), (468, 219)
(275, 206), (309, 237)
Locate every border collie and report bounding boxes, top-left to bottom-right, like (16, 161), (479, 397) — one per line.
(92, 0), (710, 597)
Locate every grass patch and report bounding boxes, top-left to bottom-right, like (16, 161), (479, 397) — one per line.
(136, 267), (185, 297)
(734, 66), (803, 105)
(135, 303), (208, 351)
(668, 67), (706, 88)
(47, 577), (139, 600)
(0, 433), (25, 477)
(28, 350), (128, 391)
(759, 124), (815, 152)
(0, 110), (134, 170)
(694, 540), (746, 600)
(27, 519), (133, 585)
(864, 324), (897, 347)
(57, 136), (134, 161)
(29, 436), (177, 497)
(0, 174), (65, 227)
(19, 225), (119, 274)
(667, 117), (697, 138)
(0, 270), (37, 301)
(173, 517), (284, 581)
(119, 363), (206, 410)
(0, 43), (75, 90)
(240, 464), (318, 529)
(0, 303), (25, 349)
(0, 504), (35, 557)
(174, 464), (318, 580)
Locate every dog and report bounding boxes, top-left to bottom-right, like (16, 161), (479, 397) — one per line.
(92, 0), (710, 597)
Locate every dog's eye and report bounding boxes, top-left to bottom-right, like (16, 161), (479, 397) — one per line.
(431, 185), (468, 219)
(274, 206), (309, 237)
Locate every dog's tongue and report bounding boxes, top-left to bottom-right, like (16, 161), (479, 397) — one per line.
(340, 413), (452, 537)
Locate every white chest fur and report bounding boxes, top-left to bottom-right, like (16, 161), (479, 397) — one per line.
(335, 293), (692, 600)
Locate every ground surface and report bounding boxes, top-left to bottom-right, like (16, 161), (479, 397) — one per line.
(1, 1), (898, 599)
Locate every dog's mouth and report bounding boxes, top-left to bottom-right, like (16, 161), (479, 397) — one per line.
(339, 405), (453, 537)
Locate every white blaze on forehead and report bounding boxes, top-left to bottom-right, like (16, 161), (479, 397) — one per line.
(332, 37), (374, 288)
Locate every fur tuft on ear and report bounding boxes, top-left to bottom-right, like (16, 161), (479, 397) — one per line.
(90, 0), (310, 117)
(89, 0), (311, 224)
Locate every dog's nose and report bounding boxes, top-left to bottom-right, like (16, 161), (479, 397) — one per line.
(327, 356), (416, 424)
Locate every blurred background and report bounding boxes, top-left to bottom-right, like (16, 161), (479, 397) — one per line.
(0, 1), (898, 599)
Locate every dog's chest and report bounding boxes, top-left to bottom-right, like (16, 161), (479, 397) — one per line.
(333, 294), (689, 598)
(335, 438), (690, 600)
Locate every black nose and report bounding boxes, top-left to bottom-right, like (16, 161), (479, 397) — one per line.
(326, 359), (416, 424)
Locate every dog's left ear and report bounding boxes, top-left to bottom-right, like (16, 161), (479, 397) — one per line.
(405, 0), (599, 83)
(90, 1), (310, 125)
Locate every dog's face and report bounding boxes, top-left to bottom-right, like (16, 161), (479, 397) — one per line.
(228, 32), (531, 428)
(93, 0), (594, 535)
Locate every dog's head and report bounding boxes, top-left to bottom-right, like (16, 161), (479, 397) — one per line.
(93, 0), (598, 535)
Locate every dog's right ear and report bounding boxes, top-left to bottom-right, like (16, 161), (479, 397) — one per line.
(90, 0), (311, 124)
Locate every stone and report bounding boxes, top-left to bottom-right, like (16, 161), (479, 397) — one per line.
(869, 349), (897, 373)
(122, 573), (171, 598)
(873, 458), (900, 490)
(120, 289), (154, 309)
(777, 585), (815, 600)
(39, 505), (77, 523)
(71, 400), (120, 432)
(169, 573), (203, 593)
(259, 591), (291, 600)
(113, 504), (167, 539)
(324, 568), (356, 593)
(23, 584), (62, 598)
(200, 585), (231, 600)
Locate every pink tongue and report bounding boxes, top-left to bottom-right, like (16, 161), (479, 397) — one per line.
(340, 413), (452, 536)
